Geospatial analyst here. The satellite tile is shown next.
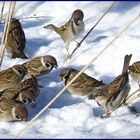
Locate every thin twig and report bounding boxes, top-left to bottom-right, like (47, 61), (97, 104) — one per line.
(124, 88), (140, 105)
(0, 2), (16, 68)
(14, 12), (140, 139)
(70, 1), (116, 58)
(0, 1), (5, 24)
(0, 15), (55, 24)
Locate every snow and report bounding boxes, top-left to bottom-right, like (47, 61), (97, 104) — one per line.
(0, 1), (140, 138)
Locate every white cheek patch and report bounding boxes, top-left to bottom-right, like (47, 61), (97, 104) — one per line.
(11, 107), (16, 119)
(41, 57), (47, 69)
(19, 93), (23, 102)
(41, 57), (52, 70)
(12, 67), (20, 76)
(47, 64), (52, 70)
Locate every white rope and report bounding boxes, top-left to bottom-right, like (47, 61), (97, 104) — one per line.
(0, 1), (5, 23)
(14, 12), (140, 139)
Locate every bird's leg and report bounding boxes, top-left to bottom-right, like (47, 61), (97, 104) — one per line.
(65, 42), (71, 59)
(138, 83), (140, 91)
(101, 111), (111, 118)
(31, 100), (36, 108)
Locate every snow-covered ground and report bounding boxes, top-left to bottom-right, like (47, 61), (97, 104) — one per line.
(0, 1), (140, 138)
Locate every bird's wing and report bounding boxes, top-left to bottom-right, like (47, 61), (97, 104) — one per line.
(59, 20), (71, 31)
(0, 99), (13, 112)
(107, 74), (128, 103)
(0, 70), (13, 84)
(23, 57), (42, 75)
(69, 71), (103, 89)
(10, 27), (26, 51)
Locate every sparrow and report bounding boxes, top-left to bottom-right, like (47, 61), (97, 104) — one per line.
(5, 18), (27, 59)
(44, 9), (85, 58)
(0, 88), (36, 108)
(0, 65), (28, 91)
(59, 67), (105, 96)
(0, 78), (39, 108)
(88, 54), (132, 117)
(129, 61), (140, 87)
(15, 76), (40, 107)
(23, 55), (58, 77)
(0, 99), (28, 122)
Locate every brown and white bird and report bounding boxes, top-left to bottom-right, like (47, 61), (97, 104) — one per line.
(0, 77), (40, 108)
(0, 65), (28, 91)
(23, 55), (58, 77)
(59, 67), (105, 96)
(44, 9), (85, 57)
(88, 54), (132, 117)
(0, 99), (28, 122)
(5, 18), (27, 59)
(129, 61), (140, 87)
(15, 76), (40, 107)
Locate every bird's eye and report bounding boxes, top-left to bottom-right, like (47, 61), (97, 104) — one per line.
(18, 69), (23, 74)
(15, 115), (22, 120)
(64, 75), (68, 79)
(46, 63), (51, 67)
(23, 98), (29, 104)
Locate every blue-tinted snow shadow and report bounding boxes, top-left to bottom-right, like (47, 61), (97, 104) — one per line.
(93, 107), (105, 117)
(22, 18), (52, 29)
(25, 38), (53, 58)
(111, 1), (140, 14)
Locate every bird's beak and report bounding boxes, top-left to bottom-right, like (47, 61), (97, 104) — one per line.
(31, 100), (36, 108)
(54, 65), (58, 69)
(23, 117), (28, 122)
(74, 18), (79, 25)
(38, 84), (44, 88)
(57, 76), (62, 81)
(44, 25), (47, 29)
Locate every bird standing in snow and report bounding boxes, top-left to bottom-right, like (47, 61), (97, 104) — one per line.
(5, 18), (27, 59)
(44, 9), (85, 58)
(88, 54), (132, 117)
(0, 65), (28, 91)
(59, 67), (105, 96)
(23, 55), (58, 77)
(0, 76), (40, 108)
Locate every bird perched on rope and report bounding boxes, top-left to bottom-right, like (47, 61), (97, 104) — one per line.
(129, 61), (140, 88)
(88, 54), (132, 117)
(0, 76), (40, 108)
(59, 67), (105, 96)
(0, 99), (28, 122)
(44, 9), (85, 58)
(23, 55), (58, 77)
(5, 18), (27, 59)
(0, 65), (28, 91)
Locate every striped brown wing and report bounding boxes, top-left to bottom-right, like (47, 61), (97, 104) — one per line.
(68, 71), (104, 89)
(106, 74), (128, 103)
(0, 69), (14, 84)
(23, 57), (43, 76)
(8, 27), (26, 52)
